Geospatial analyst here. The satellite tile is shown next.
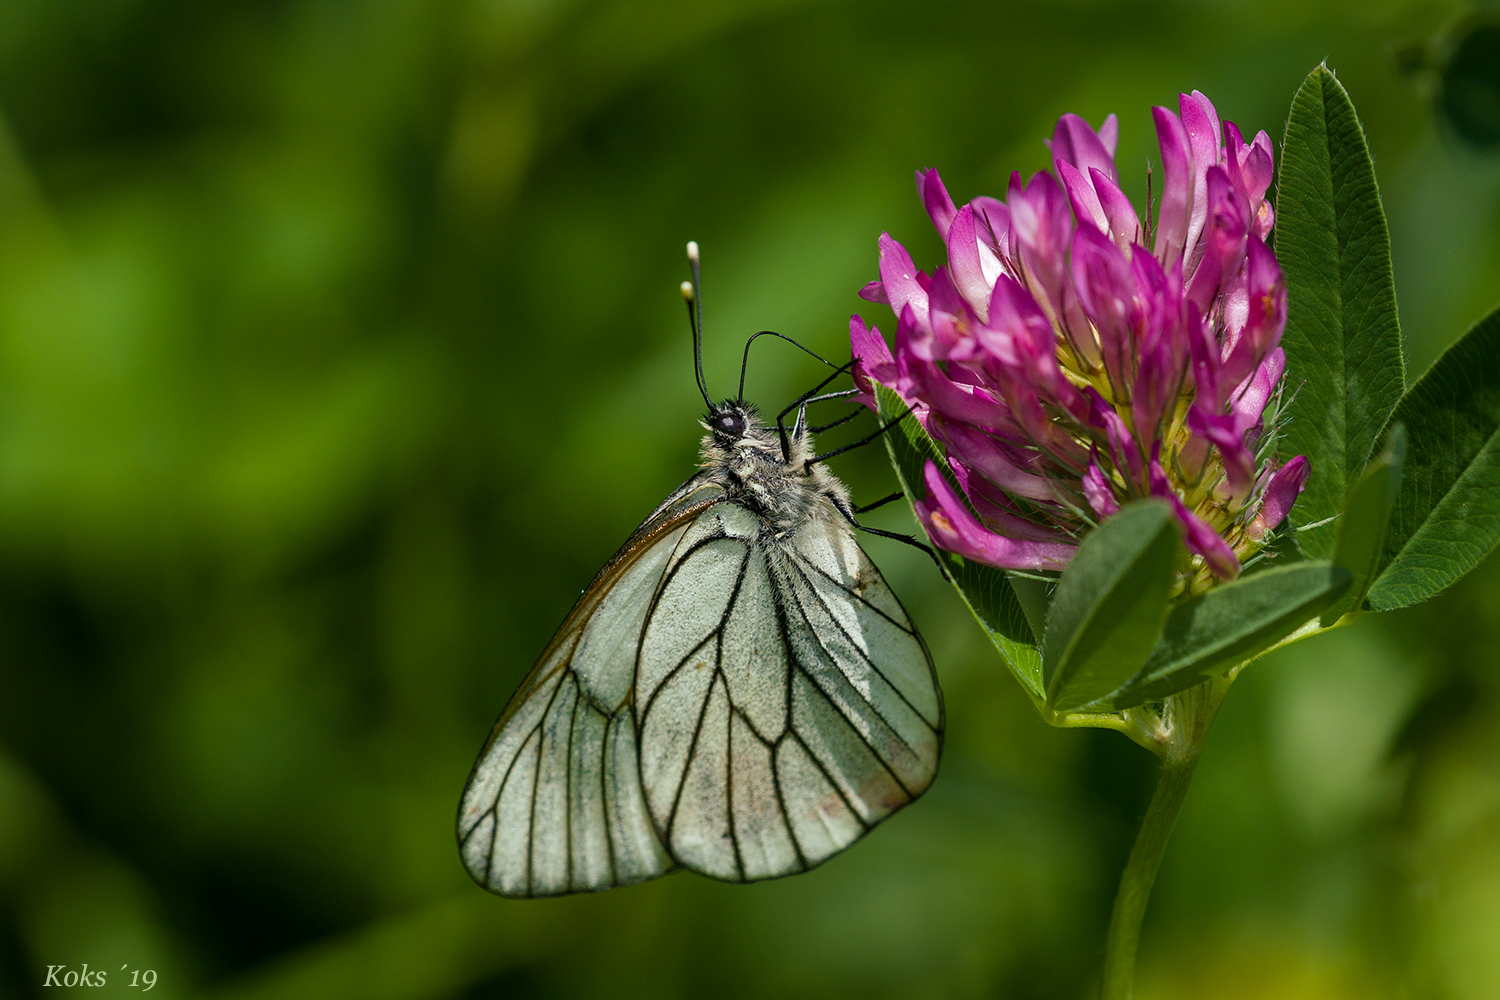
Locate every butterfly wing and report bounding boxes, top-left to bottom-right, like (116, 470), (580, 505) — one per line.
(457, 476), (726, 897)
(634, 504), (942, 882)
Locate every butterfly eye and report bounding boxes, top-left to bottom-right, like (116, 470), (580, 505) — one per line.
(712, 411), (746, 437)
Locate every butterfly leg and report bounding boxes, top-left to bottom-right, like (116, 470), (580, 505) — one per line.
(804, 402), (915, 466)
(853, 491), (903, 514)
(787, 389), (861, 442)
(829, 494), (940, 568)
(858, 524), (941, 565)
(809, 399), (865, 434)
(775, 360), (859, 457)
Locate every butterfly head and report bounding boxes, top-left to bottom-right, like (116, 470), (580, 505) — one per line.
(705, 401), (752, 443)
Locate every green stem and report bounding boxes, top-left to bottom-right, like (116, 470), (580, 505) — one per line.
(1099, 754), (1199, 1000)
(1095, 674), (1231, 998)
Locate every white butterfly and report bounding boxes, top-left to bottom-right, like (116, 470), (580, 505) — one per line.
(457, 247), (943, 898)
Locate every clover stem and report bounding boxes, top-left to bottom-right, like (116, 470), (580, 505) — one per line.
(1098, 753), (1199, 1000)
(1098, 678), (1227, 1000)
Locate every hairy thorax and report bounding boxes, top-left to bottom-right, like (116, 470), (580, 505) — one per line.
(697, 407), (850, 540)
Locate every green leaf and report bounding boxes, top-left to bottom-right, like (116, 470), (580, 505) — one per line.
(1041, 501), (1178, 713)
(940, 553), (1046, 699)
(875, 385), (1044, 698)
(1276, 63), (1406, 558)
(1367, 304), (1500, 610)
(1324, 423), (1405, 624)
(1110, 562), (1353, 710)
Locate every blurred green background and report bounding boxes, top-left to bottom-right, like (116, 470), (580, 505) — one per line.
(0, 0), (1498, 997)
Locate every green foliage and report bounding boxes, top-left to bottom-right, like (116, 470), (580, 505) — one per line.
(1041, 503), (1178, 713)
(1276, 64), (1406, 558)
(1368, 305), (1500, 610)
(1111, 563), (1352, 709)
(1326, 423), (1406, 622)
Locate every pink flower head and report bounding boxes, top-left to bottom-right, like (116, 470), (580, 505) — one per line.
(855, 93), (1307, 591)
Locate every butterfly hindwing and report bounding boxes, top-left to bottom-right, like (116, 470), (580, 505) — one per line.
(780, 521), (943, 800)
(634, 503), (942, 883)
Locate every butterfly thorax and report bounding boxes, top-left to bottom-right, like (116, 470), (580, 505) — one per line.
(698, 403), (850, 539)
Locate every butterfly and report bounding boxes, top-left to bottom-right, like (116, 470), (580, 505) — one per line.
(457, 243), (943, 897)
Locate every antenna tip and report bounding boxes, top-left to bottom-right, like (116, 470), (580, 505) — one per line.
(679, 280), (695, 302)
(686, 240), (700, 263)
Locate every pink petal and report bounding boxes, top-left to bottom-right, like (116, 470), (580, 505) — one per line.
(1090, 387), (1145, 487)
(1219, 236), (1285, 389)
(916, 461), (1075, 571)
(849, 314), (894, 410)
(1186, 406), (1256, 499)
(1149, 459), (1241, 579)
(984, 273), (1054, 359)
(1230, 346), (1284, 428)
(905, 352), (1016, 431)
(1247, 455), (1310, 540)
(916, 168), (958, 239)
(1051, 113), (1120, 186)
(937, 420), (1057, 501)
(1057, 159), (1109, 233)
(1185, 167), (1247, 313)
(858, 280), (889, 304)
(1182, 297), (1217, 399)
(1179, 90), (1224, 268)
(1225, 122), (1275, 207)
(946, 204), (992, 319)
(952, 460), (1077, 543)
(1151, 106), (1193, 269)
(1129, 249), (1189, 441)
(1071, 225), (1137, 394)
(879, 233), (930, 340)
(1253, 199), (1275, 240)
(1083, 459), (1120, 517)
(971, 196), (1013, 286)
(1089, 167), (1142, 249)
(1057, 278), (1102, 370)
(893, 299), (935, 362)
(1219, 120), (1256, 224)
(1008, 170), (1073, 324)
(1129, 245), (1180, 346)
(1220, 265), (1250, 358)
(927, 266), (983, 362)
(977, 276), (1088, 426)
(1098, 113), (1119, 157)
(1133, 327), (1184, 446)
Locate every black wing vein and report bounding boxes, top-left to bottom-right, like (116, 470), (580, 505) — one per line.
(790, 549), (919, 635)
(781, 561), (923, 786)
(769, 570), (874, 832)
(784, 556), (936, 737)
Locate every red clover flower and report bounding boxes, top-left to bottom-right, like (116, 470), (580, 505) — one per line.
(852, 91), (1310, 591)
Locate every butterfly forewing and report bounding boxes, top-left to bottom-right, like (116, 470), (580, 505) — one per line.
(457, 478), (725, 897)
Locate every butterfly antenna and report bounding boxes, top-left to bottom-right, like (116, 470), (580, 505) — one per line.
(681, 241), (713, 410)
(739, 330), (843, 403)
